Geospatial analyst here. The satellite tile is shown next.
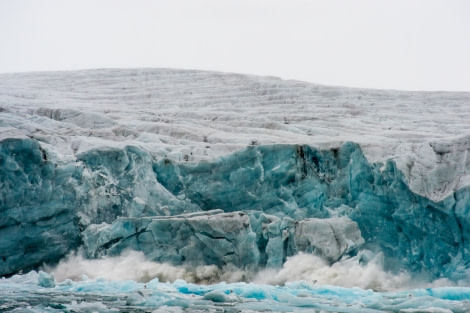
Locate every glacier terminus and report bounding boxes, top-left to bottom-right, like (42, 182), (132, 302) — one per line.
(1, 68), (470, 312)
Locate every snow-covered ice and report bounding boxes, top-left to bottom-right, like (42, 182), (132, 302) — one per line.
(1, 68), (470, 312)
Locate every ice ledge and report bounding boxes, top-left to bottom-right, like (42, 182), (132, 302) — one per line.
(81, 210), (364, 270)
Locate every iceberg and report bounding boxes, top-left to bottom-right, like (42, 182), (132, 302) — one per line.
(0, 68), (470, 312)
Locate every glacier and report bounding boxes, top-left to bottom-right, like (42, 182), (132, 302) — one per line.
(1, 68), (470, 312)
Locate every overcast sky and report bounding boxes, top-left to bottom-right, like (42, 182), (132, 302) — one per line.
(1, 0), (469, 91)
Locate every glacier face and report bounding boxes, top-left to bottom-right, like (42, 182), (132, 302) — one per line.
(0, 137), (468, 281)
(0, 68), (470, 286)
(0, 138), (82, 275)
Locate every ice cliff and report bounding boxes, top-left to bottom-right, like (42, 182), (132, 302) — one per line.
(0, 69), (469, 282)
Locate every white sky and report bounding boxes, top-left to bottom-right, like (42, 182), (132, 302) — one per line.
(1, 0), (469, 91)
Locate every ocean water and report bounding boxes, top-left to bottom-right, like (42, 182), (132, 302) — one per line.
(2, 251), (470, 313)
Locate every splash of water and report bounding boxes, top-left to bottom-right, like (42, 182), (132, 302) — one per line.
(44, 250), (250, 284)
(254, 252), (410, 291)
(45, 250), (454, 291)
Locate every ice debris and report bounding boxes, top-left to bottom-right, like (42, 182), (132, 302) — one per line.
(37, 271), (55, 288)
(2, 271), (470, 312)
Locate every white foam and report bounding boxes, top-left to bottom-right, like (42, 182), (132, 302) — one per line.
(45, 250), (249, 284)
(254, 252), (412, 291)
(44, 250), (457, 292)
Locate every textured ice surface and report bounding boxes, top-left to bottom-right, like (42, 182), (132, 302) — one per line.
(81, 210), (363, 270)
(1, 69), (469, 200)
(1, 69), (470, 311)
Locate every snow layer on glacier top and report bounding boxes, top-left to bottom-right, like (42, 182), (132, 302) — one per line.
(0, 68), (468, 159)
(1, 68), (469, 199)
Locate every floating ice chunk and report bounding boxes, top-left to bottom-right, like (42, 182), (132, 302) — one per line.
(202, 289), (240, 302)
(37, 270), (55, 288)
